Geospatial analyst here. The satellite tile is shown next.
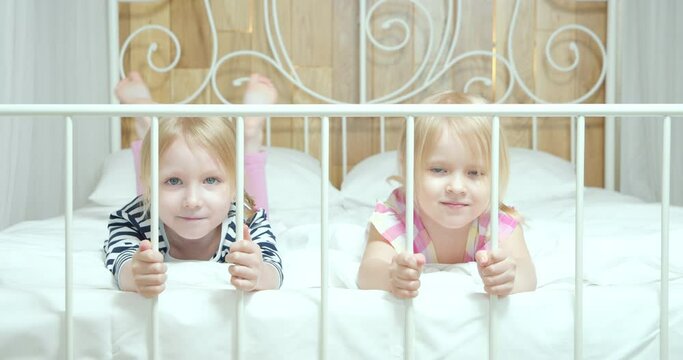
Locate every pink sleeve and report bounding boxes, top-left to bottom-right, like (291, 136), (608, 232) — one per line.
(131, 140), (143, 196)
(245, 151), (268, 212)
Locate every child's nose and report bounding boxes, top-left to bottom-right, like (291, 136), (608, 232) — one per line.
(446, 175), (466, 194)
(183, 186), (201, 208)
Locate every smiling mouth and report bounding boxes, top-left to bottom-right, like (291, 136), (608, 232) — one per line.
(178, 216), (206, 221)
(441, 202), (468, 208)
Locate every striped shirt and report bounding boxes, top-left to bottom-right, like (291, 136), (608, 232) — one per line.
(104, 196), (283, 288)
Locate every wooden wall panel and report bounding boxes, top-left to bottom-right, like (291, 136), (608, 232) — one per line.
(252, 0), (296, 150)
(455, 0), (493, 99)
(577, 1), (607, 187)
(497, 0), (533, 149)
(118, 3), (135, 149)
(212, 0), (252, 33)
(119, 0), (607, 188)
(291, 0), (332, 67)
(212, 32), (252, 104)
(172, 69), (211, 104)
(129, 2), (172, 103)
(331, 0), (359, 184)
(171, 0), (211, 69)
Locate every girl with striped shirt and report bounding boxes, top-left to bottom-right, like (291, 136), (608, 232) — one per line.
(104, 117), (282, 297)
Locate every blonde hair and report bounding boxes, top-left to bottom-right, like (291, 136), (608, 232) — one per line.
(139, 117), (255, 217)
(395, 91), (517, 216)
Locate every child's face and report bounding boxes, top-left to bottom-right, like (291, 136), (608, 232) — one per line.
(417, 130), (490, 231)
(158, 138), (233, 242)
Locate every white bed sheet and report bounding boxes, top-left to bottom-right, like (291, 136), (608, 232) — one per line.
(1, 188), (683, 359)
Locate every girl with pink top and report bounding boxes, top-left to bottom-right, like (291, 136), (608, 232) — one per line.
(115, 72), (274, 212)
(357, 91), (537, 298)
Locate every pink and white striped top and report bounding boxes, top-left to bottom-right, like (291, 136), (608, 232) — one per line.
(370, 188), (518, 263)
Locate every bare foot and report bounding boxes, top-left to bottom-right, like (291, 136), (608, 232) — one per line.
(115, 71), (153, 139)
(243, 74), (277, 153)
(116, 72), (153, 105)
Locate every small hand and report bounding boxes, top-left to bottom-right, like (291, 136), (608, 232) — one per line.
(131, 239), (167, 298)
(389, 252), (426, 299)
(225, 224), (264, 291)
(475, 249), (516, 296)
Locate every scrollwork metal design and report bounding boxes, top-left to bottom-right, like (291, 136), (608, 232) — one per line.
(119, 0), (606, 105)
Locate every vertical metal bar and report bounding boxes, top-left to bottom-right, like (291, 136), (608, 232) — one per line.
(304, 116), (310, 154)
(150, 116), (160, 360)
(108, 0), (121, 153)
(342, 117), (348, 178)
(236, 116), (246, 360)
(491, 0), (497, 100)
(489, 116), (500, 360)
(321, 117), (330, 360)
(359, 0), (367, 103)
(380, 116), (386, 153)
(571, 117), (576, 166)
(604, 117), (615, 190)
(604, 0), (619, 191)
(65, 116), (74, 360)
(531, 116), (538, 151)
(266, 116), (271, 148)
(660, 116), (671, 360)
(575, 115), (585, 360)
(405, 116), (415, 360)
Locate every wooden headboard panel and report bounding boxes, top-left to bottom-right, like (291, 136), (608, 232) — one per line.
(118, 0), (607, 188)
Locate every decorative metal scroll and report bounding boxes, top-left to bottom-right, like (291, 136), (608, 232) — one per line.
(119, 0), (606, 104)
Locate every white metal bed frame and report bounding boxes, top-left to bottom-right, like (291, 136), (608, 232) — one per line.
(4, 0), (675, 358)
(0, 103), (678, 360)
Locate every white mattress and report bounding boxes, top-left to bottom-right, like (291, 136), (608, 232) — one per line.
(1, 188), (682, 359)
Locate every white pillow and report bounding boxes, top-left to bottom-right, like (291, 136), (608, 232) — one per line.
(505, 147), (576, 203)
(88, 147), (342, 211)
(88, 148), (137, 206)
(340, 151), (400, 208)
(266, 147), (343, 210)
(340, 147), (576, 208)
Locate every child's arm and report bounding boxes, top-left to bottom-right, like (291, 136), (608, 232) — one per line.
(226, 224), (280, 291)
(118, 240), (168, 298)
(358, 225), (426, 298)
(475, 224), (537, 296)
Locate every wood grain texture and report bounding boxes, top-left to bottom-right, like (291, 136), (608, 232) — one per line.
(118, 0), (607, 188)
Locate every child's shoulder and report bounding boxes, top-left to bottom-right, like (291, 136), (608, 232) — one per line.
(373, 187), (405, 215)
(498, 210), (519, 230)
(479, 208), (519, 229)
(228, 202), (269, 226)
(111, 195), (145, 215)
(499, 205), (523, 226)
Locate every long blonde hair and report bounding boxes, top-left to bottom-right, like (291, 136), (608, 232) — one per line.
(139, 117), (255, 217)
(395, 91), (517, 216)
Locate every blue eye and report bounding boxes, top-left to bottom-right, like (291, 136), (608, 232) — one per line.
(468, 170), (484, 177)
(205, 177), (220, 185)
(166, 177), (182, 185)
(430, 167), (447, 174)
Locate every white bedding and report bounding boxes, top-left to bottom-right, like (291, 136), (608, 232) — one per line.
(2, 148), (683, 359)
